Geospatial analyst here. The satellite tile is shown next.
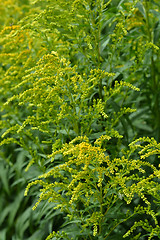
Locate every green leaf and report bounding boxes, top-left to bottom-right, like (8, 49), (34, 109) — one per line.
(0, 163), (10, 195)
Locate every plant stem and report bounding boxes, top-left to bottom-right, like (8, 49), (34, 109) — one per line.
(97, 0), (103, 100)
(144, 0), (160, 142)
(103, 211), (136, 240)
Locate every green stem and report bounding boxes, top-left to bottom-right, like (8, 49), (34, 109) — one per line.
(103, 211), (136, 240)
(98, 184), (103, 235)
(97, 0), (103, 99)
(145, 0), (156, 89)
(144, 0), (160, 142)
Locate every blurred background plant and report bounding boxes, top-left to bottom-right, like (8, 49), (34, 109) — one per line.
(101, 0), (160, 144)
(0, 0), (160, 239)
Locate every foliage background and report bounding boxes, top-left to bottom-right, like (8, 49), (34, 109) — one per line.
(0, 0), (160, 239)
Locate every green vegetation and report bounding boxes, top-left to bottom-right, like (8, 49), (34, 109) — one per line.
(0, 0), (160, 239)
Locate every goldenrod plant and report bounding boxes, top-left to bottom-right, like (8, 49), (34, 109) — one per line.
(106, 0), (160, 142)
(24, 135), (160, 239)
(0, 0), (160, 239)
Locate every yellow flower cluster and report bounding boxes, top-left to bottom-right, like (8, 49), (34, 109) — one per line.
(23, 134), (160, 238)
